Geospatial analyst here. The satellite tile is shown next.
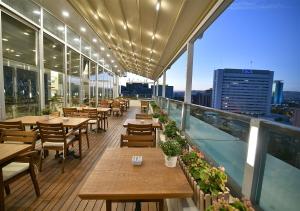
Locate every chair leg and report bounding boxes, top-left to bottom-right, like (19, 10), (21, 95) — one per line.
(0, 173), (5, 211)
(62, 148), (67, 174)
(29, 165), (40, 197)
(4, 185), (10, 195)
(86, 132), (90, 148)
(79, 138), (82, 160)
(39, 149), (43, 172)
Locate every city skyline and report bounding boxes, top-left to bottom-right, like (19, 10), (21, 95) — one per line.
(156, 0), (300, 91)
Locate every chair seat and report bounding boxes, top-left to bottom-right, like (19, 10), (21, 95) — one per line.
(112, 108), (120, 111)
(2, 162), (29, 181)
(88, 119), (98, 124)
(43, 135), (76, 147)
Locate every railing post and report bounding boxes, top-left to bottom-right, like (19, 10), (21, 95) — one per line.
(166, 98), (170, 115)
(242, 119), (268, 204)
(180, 102), (187, 130)
(162, 70), (166, 98)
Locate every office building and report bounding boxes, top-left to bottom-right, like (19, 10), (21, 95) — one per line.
(272, 80), (284, 105)
(121, 82), (152, 98)
(212, 68), (274, 115)
(151, 85), (174, 99)
(191, 89), (212, 107)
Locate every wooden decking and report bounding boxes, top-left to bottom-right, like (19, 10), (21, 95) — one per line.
(4, 101), (160, 211)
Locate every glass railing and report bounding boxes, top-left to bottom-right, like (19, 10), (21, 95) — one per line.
(184, 103), (251, 190)
(155, 96), (300, 210)
(258, 121), (300, 211)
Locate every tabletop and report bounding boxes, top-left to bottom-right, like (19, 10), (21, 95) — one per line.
(6, 115), (57, 126)
(78, 148), (192, 200)
(0, 144), (32, 165)
(39, 117), (89, 127)
(76, 107), (111, 113)
(123, 119), (161, 128)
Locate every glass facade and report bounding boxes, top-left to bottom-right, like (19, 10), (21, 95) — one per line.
(2, 12), (39, 118)
(0, 1), (117, 119)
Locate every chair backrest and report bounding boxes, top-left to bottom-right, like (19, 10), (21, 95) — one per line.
(1, 130), (37, 149)
(37, 122), (65, 143)
(0, 121), (24, 142)
(136, 113), (153, 119)
(82, 108), (98, 118)
(141, 101), (149, 107)
(63, 108), (77, 117)
(121, 134), (155, 147)
(127, 123), (153, 135)
(112, 101), (120, 108)
(50, 111), (60, 117)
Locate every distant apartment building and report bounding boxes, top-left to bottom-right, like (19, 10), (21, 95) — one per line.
(212, 68), (274, 115)
(191, 89), (212, 107)
(121, 82), (152, 98)
(272, 80), (284, 105)
(292, 108), (300, 127)
(151, 85), (174, 99)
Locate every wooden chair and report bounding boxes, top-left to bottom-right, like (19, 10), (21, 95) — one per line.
(0, 121), (25, 143)
(82, 108), (100, 132)
(63, 107), (77, 117)
(111, 101), (122, 116)
(50, 111), (60, 117)
(37, 122), (80, 173)
(127, 123), (154, 136)
(71, 112), (90, 149)
(141, 101), (149, 113)
(136, 113), (153, 119)
(0, 130), (40, 204)
(120, 134), (155, 147)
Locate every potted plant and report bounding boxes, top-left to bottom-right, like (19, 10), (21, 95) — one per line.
(152, 113), (160, 122)
(207, 197), (254, 211)
(160, 140), (181, 167)
(42, 108), (51, 119)
(164, 121), (178, 139)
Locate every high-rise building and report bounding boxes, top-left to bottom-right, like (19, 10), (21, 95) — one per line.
(121, 82), (152, 98)
(272, 80), (284, 105)
(191, 89), (212, 107)
(212, 68), (274, 115)
(151, 85), (174, 99)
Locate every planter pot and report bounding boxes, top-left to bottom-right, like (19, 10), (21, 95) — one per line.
(159, 132), (166, 142)
(153, 118), (159, 123)
(178, 157), (230, 211)
(164, 155), (178, 167)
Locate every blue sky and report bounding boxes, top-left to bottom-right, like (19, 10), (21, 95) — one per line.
(165, 0), (300, 91)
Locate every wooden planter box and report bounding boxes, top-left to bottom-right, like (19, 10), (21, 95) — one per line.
(178, 158), (230, 211)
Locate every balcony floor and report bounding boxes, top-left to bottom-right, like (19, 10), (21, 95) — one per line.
(4, 100), (160, 211)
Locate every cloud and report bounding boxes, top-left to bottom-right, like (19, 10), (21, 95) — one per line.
(229, 0), (295, 10)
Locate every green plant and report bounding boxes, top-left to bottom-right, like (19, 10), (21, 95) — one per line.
(206, 198), (254, 211)
(175, 136), (188, 150)
(159, 140), (181, 157)
(182, 151), (199, 166)
(42, 108), (51, 115)
(158, 114), (168, 124)
(153, 113), (160, 118)
(164, 121), (178, 138)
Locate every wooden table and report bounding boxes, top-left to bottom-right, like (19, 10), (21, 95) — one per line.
(123, 119), (161, 129)
(6, 115), (57, 127)
(0, 144), (32, 211)
(76, 107), (111, 130)
(78, 148), (193, 211)
(40, 117), (89, 159)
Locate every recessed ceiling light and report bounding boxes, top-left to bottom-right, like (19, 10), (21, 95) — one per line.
(53, 56), (57, 59)
(73, 38), (80, 42)
(84, 46), (90, 50)
(111, 60), (114, 63)
(62, 11), (69, 17)
(94, 14), (99, 20)
(33, 10), (40, 15)
(107, 54), (110, 57)
(80, 27), (86, 32)
(152, 34), (155, 40)
(100, 47), (105, 51)
(23, 32), (30, 36)
(2, 38), (8, 41)
(93, 53), (98, 57)
(156, 2), (160, 11)
(15, 54), (20, 57)
(57, 26), (64, 31)
(52, 45), (56, 48)
(92, 38), (97, 43)
(123, 23), (127, 30)
(114, 65), (117, 68)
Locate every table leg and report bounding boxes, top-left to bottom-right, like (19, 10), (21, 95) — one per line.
(106, 200), (112, 211)
(79, 128), (82, 160)
(0, 171), (5, 211)
(158, 199), (164, 211)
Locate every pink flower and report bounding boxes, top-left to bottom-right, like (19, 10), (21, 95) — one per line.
(219, 166), (225, 172)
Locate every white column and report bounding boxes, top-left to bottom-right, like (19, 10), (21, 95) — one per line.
(64, 24), (68, 107)
(184, 41), (194, 103)
(156, 80), (159, 96)
(39, 8), (45, 110)
(95, 64), (99, 106)
(0, 12), (6, 120)
(162, 70), (166, 97)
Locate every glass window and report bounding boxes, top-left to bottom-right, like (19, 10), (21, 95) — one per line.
(81, 39), (91, 57)
(91, 48), (98, 61)
(43, 34), (65, 112)
(98, 66), (104, 100)
(81, 57), (90, 105)
(43, 10), (65, 40)
(2, 13), (39, 118)
(67, 48), (80, 106)
(2, 0), (41, 24)
(90, 62), (97, 106)
(67, 27), (80, 50)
